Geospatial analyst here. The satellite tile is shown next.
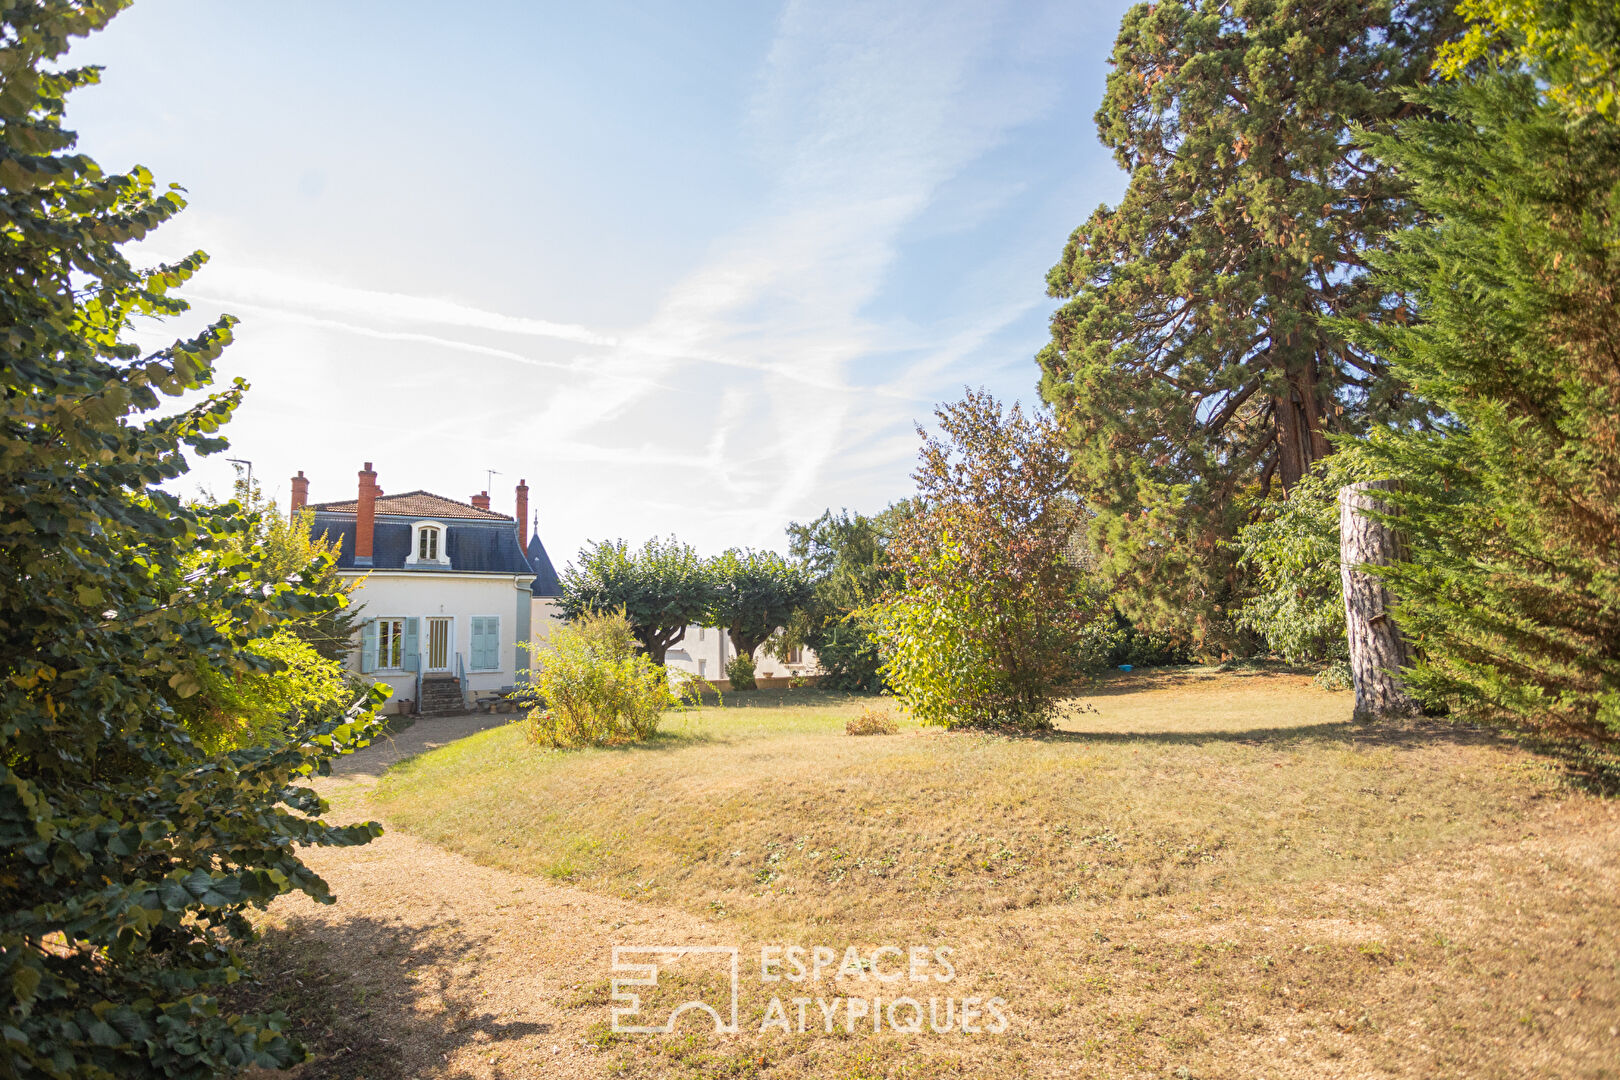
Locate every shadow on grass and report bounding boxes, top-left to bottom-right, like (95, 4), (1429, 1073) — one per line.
(1035, 717), (1514, 751)
(232, 913), (548, 1080)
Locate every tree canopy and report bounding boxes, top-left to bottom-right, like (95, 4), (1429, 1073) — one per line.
(784, 504), (913, 691)
(706, 548), (813, 664)
(0, 5), (384, 1076)
(558, 536), (714, 665)
(1037, 0), (1457, 651)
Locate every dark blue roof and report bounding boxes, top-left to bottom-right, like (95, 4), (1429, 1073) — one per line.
(311, 512), (536, 575)
(526, 534), (562, 596)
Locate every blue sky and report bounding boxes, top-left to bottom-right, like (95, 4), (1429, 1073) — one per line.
(73, 0), (1133, 561)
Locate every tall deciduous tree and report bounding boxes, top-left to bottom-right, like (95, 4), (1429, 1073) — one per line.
(1037, 0), (1456, 650)
(706, 548), (812, 664)
(0, 6), (384, 1076)
(1351, 13), (1620, 769)
(559, 536), (715, 665)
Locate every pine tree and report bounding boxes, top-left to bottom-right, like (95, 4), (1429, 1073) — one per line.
(0, 6), (384, 1075)
(1352, 29), (1620, 771)
(1037, 0), (1456, 651)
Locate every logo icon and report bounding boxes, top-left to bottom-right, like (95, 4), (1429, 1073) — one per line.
(610, 946), (740, 1034)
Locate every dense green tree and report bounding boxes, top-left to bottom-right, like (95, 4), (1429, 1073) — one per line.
(1351, 21), (1620, 769)
(706, 548), (812, 668)
(1037, 0), (1456, 652)
(783, 505), (912, 691)
(559, 536), (715, 665)
(206, 476), (358, 663)
(0, 6), (384, 1077)
(872, 391), (1100, 729)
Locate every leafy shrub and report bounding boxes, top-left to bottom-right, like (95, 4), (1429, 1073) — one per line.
(1234, 461), (1370, 665)
(845, 707), (898, 736)
(872, 391), (1101, 730)
(726, 651), (758, 690)
(1314, 660), (1354, 692)
(524, 611), (675, 747)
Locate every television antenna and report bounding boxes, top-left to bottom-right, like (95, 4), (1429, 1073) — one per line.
(484, 467), (501, 492)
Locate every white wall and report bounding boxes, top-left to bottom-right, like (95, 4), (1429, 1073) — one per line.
(344, 570), (532, 706)
(664, 625), (818, 682)
(527, 597), (563, 679)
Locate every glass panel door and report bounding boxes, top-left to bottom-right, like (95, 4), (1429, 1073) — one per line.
(427, 617), (452, 671)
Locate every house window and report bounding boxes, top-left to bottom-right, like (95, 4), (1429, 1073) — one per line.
(698, 659), (707, 677)
(697, 627), (705, 641)
(407, 521), (449, 566)
(378, 618), (406, 669)
(785, 645), (804, 665)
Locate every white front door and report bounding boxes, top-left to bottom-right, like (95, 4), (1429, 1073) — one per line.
(426, 617), (453, 672)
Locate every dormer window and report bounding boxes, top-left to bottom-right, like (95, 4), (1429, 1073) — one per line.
(406, 520), (450, 567)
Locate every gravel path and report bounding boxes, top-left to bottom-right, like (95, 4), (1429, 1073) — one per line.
(253, 718), (726, 1080)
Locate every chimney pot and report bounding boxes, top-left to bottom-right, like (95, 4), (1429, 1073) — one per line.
(471, 490), (491, 511)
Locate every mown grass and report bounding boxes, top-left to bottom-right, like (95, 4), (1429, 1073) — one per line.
(366, 668), (1620, 1078)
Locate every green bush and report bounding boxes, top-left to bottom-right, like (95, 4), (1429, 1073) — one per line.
(180, 626), (359, 753)
(872, 392), (1101, 730)
(1233, 460), (1373, 665)
(725, 651), (757, 690)
(524, 611), (675, 747)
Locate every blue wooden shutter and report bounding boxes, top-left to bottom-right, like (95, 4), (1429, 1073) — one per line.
(359, 619), (377, 673)
(471, 617), (498, 670)
(403, 617), (420, 671)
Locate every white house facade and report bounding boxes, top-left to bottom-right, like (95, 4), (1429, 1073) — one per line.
(294, 464), (544, 714)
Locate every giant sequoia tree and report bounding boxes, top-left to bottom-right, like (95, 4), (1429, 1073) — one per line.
(1038, 0), (1455, 649)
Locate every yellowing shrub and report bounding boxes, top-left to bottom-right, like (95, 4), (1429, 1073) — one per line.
(845, 707), (898, 736)
(523, 611), (675, 747)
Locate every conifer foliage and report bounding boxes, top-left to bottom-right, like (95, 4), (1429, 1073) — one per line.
(1354, 23), (1620, 768)
(1037, 0), (1455, 650)
(1, 6), (384, 1076)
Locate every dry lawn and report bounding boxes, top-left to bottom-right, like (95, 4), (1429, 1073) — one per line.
(249, 668), (1620, 1079)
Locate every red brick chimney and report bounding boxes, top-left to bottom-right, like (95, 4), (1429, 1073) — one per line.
(355, 462), (378, 567)
(515, 479), (529, 546)
(289, 470), (308, 516)
(471, 491), (491, 511)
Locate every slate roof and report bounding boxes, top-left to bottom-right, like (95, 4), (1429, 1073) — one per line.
(526, 534), (562, 597)
(311, 510), (535, 576)
(309, 490), (512, 522)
